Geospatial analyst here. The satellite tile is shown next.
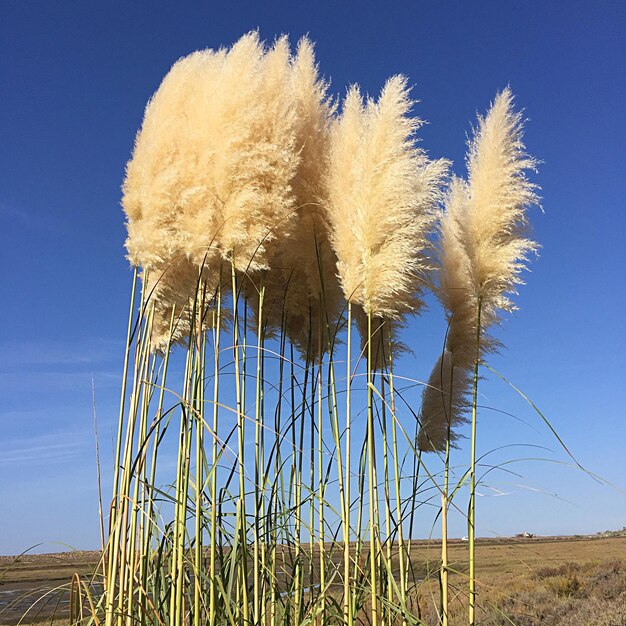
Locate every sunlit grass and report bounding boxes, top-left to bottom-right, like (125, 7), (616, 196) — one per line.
(7, 31), (558, 626)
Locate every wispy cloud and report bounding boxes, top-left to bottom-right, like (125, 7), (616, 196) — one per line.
(0, 369), (119, 394)
(0, 337), (123, 369)
(0, 199), (66, 234)
(0, 431), (87, 467)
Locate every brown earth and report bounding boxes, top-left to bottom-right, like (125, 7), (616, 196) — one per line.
(1, 537), (625, 625)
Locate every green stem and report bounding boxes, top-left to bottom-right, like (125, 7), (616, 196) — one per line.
(344, 301), (353, 625)
(209, 277), (222, 626)
(143, 307), (174, 621)
(317, 357), (326, 621)
(105, 268), (137, 626)
(381, 374), (392, 625)
(194, 285), (207, 626)
(388, 343), (407, 624)
(116, 279), (152, 626)
(231, 259), (250, 625)
(171, 322), (196, 626)
(253, 276), (265, 625)
(468, 297), (483, 626)
(441, 361), (455, 626)
(367, 310), (378, 624)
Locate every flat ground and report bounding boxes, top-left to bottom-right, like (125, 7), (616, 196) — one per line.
(412, 536), (626, 625)
(1, 537), (625, 625)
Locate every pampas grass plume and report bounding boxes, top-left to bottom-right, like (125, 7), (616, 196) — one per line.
(123, 33), (310, 348)
(122, 50), (227, 349)
(250, 37), (343, 359)
(463, 87), (539, 312)
(123, 50), (220, 273)
(418, 179), (476, 450)
(212, 34), (301, 272)
(326, 76), (447, 319)
(418, 88), (539, 451)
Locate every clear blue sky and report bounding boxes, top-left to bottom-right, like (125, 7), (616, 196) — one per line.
(1, 1), (624, 555)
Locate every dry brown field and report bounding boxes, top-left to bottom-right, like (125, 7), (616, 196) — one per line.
(1, 536), (624, 625)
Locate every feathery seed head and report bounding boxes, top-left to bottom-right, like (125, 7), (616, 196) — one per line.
(417, 350), (472, 452)
(213, 34), (301, 272)
(122, 50), (227, 351)
(123, 50), (221, 273)
(463, 87), (539, 313)
(246, 37), (344, 360)
(326, 76), (448, 318)
(123, 32), (308, 351)
(418, 89), (539, 451)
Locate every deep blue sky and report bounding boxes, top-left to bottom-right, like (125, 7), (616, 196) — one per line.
(1, 1), (624, 555)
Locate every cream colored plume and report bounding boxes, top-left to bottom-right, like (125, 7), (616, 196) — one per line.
(123, 50), (222, 274)
(122, 49), (226, 350)
(326, 76), (448, 319)
(205, 34), (302, 272)
(123, 31), (302, 272)
(248, 37), (344, 360)
(418, 179), (477, 449)
(462, 87), (539, 312)
(122, 33), (306, 349)
(178, 32), (302, 272)
(418, 89), (539, 452)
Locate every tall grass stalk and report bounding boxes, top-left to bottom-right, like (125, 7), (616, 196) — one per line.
(209, 278), (222, 626)
(440, 427), (450, 626)
(468, 298), (483, 626)
(230, 259), (250, 624)
(344, 301), (353, 625)
(193, 284), (208, 626)
(114, 276), (153, 626)
(440, 352), (455, 626)
(125, 303), (155, 626)
(316, 356), (326, 622)
(380, 371), (393, 624)
(104, 267), (137, 623)
(366, 310), (379, 624)
(387, 345), (408, 624)
(253, 277), (265, 626)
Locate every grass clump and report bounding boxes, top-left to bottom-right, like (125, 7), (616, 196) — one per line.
(45, 31), (552, 626)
